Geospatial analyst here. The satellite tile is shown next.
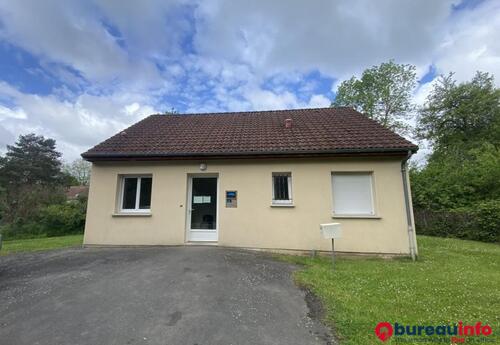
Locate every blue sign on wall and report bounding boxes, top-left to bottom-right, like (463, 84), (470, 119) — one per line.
(226, 191), (237, 208)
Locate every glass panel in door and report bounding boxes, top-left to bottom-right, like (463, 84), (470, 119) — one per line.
(190, 177), (217, 230)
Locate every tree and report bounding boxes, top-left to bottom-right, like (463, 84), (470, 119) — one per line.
(417, 72), (500, 153)
(412, 72), (500, 209)
(410, 143), (500, 210)
(0, 133), (64, 186)
(63, 159), (91, 185)
(0, 134), (66, 223)
(332, 60), (417, 134)
(164, 108), (178, 114)
(410, 72), (500, 242)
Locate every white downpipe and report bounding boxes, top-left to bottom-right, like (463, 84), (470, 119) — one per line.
(401, 151), (417, 261)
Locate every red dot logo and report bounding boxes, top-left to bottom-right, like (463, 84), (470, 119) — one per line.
(375, 322), (394, 342)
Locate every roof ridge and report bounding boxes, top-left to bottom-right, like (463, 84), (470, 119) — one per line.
(149, 106), (353, 117)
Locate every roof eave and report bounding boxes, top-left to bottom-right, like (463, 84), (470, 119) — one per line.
(81, 146), (418, 162)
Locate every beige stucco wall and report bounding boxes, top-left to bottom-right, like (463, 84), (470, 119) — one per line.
(84, 157), (416, 254)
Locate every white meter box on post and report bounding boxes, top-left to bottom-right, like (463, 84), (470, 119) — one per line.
(320, 223), (342, 269)
(320, 223), (342, 239)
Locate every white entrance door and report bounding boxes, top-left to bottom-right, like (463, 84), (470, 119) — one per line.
(187, 176), (218, 242)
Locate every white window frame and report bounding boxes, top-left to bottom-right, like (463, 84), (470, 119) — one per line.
(272, 172), (293, 205)
(331, 172), (376, 217)
(119, 175), (152, 213)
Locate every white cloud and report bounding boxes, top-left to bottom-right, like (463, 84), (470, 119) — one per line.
(307, 94), (331, 108)
(244, 89), (299, 110)
(434, 0), (500, 84)
(0, 0), (163, 89)
(0, 82), (160, 160)
(0, 104), (26, 119)
(413, 79), (439, 107)
(0, 123), (15, 150)
(124, 102), (141, 115)
(95, 0), (192, 58)
(193, 0), (457, 78)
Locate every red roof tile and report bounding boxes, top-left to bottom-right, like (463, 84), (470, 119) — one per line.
(82, 107), (417, 160)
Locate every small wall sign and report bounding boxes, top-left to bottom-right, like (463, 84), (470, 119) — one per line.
(226, 191), (237, 208)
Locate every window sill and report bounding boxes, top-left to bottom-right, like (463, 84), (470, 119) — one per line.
(332, 214), (381, 219)
(112, 212), (152, 217)
(271, 204), (295, 208)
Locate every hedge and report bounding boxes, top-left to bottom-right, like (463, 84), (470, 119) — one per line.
(414, 200), (500, 243)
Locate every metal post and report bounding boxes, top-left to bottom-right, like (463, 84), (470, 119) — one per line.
(331, 238), (335, 269)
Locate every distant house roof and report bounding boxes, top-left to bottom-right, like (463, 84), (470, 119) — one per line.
(66, 186), (89, 200)
(82, 107), (417, 161)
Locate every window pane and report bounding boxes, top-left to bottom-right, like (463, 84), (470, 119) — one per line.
(332, 174), (374, 215)
(139, 177), (152, 209)
(273, 174), (290, 200)
(122, 178), (137, 209)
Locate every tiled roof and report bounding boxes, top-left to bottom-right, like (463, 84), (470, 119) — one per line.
(65, 186), (89, 199)
(82, 107), (417, 160)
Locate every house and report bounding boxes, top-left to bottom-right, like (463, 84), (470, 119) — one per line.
(82, 107), (418, 256)
(66, 185), (89, 201)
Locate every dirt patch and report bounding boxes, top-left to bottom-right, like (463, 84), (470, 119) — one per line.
(302, 286), (325, 320)
(298, 284), (338, 345)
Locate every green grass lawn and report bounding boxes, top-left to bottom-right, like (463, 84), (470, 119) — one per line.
(0, 234), (83, 255)
(281, 236), (500, 344)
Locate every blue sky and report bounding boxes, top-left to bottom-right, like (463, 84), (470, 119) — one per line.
(0, 0), (498, 160)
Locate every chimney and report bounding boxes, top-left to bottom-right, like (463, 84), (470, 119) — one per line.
(284, 118), (292, 128)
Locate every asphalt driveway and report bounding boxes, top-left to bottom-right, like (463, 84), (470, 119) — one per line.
(0, 246), (334, 345)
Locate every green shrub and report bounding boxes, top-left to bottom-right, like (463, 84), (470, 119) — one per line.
(38, 201), (86, 237)
(0, 220), (45, 239)
(467, 200), (500, 242)
(415, 200), (500, 243)
(0, 197), (87, 239)
(410, 144), (500, 210)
